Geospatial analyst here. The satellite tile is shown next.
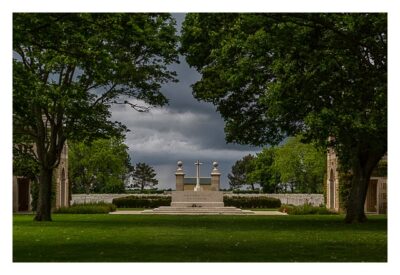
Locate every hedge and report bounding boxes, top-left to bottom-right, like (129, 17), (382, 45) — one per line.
(223, 196), (281, 208)
(54, 202), (116, 214)
(279, 203), (336, 215)
(125, 189), (168, 194)
(232, 190), (262, 194)
(112, 196), (171, 208)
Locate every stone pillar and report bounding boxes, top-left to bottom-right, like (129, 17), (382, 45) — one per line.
(175, 161), (185, 191)
(210, 161), (221, 191)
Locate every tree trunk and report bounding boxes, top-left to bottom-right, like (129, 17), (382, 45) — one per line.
(34, 167), (53, 221)
(344, 168), (370, 223)
(345, 153), (382, 223)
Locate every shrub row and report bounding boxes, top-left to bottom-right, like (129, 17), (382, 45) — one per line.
(223, 196), (281, 208)
(279, 203), (336, 215)
(112, 196), (171, 208)
(232, 190), (262, 194)
(125, 189), (168, 194)
(54, 202), (116, 214)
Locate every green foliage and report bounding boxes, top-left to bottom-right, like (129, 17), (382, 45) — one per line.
(273, 136), (326, 193)
(69, 138), (130, 194)
(13, 147), (40, 181)
(126, 189), (166, 194)
(371, 158), (387, 177)
(54, 202), (116, 214)
(112, 196), (171, 208)
(228, 154), (256, 190)
(223, 196), (281, 208)
(233, 136), (325, 194)
(279, 203), (336, 215)
(247, 147), (281, 193)
(232, 190), (262, 194)
(13, 13), (179, 220)
(181, 13), (387, 222)
(338, 172), (353, 212)
(181, 13), (386, 151)
(131, 162), (159, 191)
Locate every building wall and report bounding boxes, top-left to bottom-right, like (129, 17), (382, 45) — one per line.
(326, 148), (340, 211)
(326, 148), (387, 214)
(54, 142), (69, 208)
(13, 142), (69, 212)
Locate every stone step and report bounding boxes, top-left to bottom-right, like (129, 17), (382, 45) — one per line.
(156, 206), (239, 210)
(141, 207), (254, 215)
(141, 212), (253, 215)
(151, 208), (243, 212)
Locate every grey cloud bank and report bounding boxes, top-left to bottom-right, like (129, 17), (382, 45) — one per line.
(110, 14), (261, 189)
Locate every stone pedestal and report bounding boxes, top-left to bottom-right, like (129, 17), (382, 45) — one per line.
(175, 161), (185, 191)
(210, 161), (220, 191)
(175, 172), (185, 191)
(211, 171), (220, 191)
(171, 191), (224, 207)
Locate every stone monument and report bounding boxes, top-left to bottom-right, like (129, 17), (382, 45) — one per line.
(142, 160), (253, 215)
(171, 160), (223, 207)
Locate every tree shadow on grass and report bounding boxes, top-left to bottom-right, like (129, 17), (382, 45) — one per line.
(13, 235), (387, 262)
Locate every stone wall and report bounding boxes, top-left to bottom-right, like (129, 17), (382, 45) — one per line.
(71, 194), (151, 204)
(72, 193), (324, 206)
(224, 193), (324, 206)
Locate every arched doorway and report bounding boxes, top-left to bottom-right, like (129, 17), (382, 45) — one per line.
(18, 178), (30, 211)
(60, 168), (66, 207)
(329, 169), (335, 209)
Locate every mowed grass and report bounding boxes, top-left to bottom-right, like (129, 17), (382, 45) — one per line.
(13, 214), (387, 262)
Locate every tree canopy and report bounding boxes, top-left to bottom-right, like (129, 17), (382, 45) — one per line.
(228, 154), (255, 190)
(69, 138), (131, 194)
(181, 13), (387, 222)
(131, 162), (159, 191)
(273, 136), (326, 193)
(232, 136), (325, 193)
(246, 147), (280, 193)
(13, 13), (180, 221)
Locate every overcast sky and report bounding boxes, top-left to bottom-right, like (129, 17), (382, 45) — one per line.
(111, 14), (261, 189)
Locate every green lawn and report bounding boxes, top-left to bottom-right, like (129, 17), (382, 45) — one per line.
(13, 214), (387, 262)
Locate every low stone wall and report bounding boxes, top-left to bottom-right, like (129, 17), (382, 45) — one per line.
(71, 194), (169, 205)
(72, 193), (324, 206)
(224, 193), (324, 206)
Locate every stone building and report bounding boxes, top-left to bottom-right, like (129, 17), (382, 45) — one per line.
(13, 142), (70, 212)
(326, 148), (387, 214)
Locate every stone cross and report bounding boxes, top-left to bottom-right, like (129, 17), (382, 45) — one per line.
(194, 160), (203, 191)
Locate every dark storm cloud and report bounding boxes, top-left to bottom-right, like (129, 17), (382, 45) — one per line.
(162, 56), (216, 114)
(110, 13), (261, 189)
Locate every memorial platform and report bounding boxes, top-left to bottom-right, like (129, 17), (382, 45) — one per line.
(141, 190), (254, 215)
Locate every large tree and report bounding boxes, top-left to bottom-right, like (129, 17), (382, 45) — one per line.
(228, 154), (256, 190)
(13, 13), (179, 221)
(132, 163), (158, 191)
(181, 13), (387, 223)
(246, 147), (281, 193)
(273, 136), (326, 193)
(69, 138), (130, 194)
